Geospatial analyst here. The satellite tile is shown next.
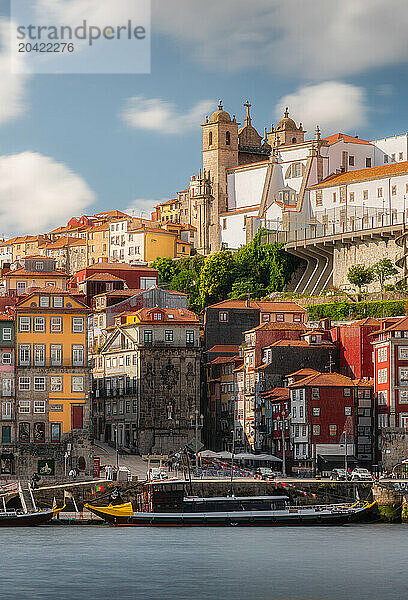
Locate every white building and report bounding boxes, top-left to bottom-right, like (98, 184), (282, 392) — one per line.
(0, 240), (13, 268)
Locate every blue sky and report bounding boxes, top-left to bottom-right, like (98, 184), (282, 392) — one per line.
(1, 0), (408, 237)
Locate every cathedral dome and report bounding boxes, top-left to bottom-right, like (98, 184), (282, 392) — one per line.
(276, 108), (298, 131)
(209, 101), (231, 123)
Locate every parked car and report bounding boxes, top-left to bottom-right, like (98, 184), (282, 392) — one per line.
(350, 468), (373, 481)
(256, 467), (277, 480)
(330, 468), (347, 481)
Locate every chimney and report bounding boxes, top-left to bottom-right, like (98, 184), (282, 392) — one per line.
(246, 291), (250, 308)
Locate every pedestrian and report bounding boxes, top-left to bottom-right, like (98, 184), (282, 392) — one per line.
(68, 468), (75, 479)
(107, 465), (113, 481)
(31, 472), (40, 490)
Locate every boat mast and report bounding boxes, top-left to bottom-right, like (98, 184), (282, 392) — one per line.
(18, 482), (28, 514)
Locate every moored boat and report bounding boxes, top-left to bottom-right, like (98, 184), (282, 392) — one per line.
(85, 480), (376, 527)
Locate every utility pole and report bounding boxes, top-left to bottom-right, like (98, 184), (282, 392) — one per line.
(230, 429), (235, 496)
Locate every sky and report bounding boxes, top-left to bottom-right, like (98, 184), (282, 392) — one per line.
(1, 0), (408, 237)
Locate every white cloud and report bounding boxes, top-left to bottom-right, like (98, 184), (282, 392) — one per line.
(274, 82), (367, 134)
(0, 19), (30, 125)
(153, 0), (408, 79)
(120, 96), (215, 134)
(0, 152), (95, 237)
(124, 198), (163, 218)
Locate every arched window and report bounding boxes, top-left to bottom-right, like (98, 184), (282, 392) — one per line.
(209, 131), (213, 146)
(226, 131), (231, 145)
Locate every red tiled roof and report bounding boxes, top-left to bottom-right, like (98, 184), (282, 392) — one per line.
(309, 160), (408, 189)
(288, 371), (354, 388)
(84, 262), (158, 272)
(45, 237), (85, 249)
(267, 340), (333, 348)
(286, 368), (321, 378)
(85, 273), (125, 282)
(6, 268), (69, 278)
(323, 133), (372, 146)
(132, 306), (199, 324)
(209, 355), (241, 365)
(262, 387), (290, 400)
(208, 300), (306, 312)
(219, 205), (260, 217)
(0, 312), (13, 321)
(353, 378), (374, 388)
(370, 315), (408, 336)
(245, 322), (306, 333)
(208, 345), (240, 353)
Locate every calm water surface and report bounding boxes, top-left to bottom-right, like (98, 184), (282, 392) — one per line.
(0, 524), (406, 600)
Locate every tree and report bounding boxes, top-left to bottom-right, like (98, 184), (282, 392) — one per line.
(151, 256), (179, 284)
(372, 258), (398, 299)
(347, 264), (374, 301)
(199, 251), (237, 307)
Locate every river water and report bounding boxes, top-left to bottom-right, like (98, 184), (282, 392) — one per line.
(1, 524), (406, 600)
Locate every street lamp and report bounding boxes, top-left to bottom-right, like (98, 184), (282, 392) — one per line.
(276, 411), (288, 478)
(190, 410), (203, 469)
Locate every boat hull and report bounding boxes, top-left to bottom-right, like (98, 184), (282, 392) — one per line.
(86, 503), (375, 527)
(0, 509), (54, 527)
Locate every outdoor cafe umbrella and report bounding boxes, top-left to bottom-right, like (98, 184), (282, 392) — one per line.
(255, 453), (283, 462)
(198, 450), (219, 458)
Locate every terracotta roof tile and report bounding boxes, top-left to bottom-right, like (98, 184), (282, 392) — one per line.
(208, 345), (240, 353)
(208, 300), (306, 312)
(85, 273), (125, 282)
(132, 306), (199, 324)
(309, 160), (408, 189)
(245, 322), (306, 333)
(288, 371), (354, 388)
(6, 268), (69, 278)
(323, 133), (372, 146)
(209, 355), (241, 365)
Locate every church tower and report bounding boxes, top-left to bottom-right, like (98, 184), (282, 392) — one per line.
(267, 108), (305, 147)
(201, 101), (239, 252)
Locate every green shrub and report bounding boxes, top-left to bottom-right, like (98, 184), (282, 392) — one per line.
(307, 300), (406, 321)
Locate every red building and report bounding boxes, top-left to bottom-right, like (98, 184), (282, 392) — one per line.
(371, 317), (408, 463)
(330, 318), (380, 379)
(70, 262), (158, 291)
(288, 371), (357, 475)
(262, 387), (292, 469)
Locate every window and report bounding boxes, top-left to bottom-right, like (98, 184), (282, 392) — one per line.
(144, 330), (153, 344)
(344, 387), (351, 397)
(399, 152), (404, 161)
(366, 158), (372, 168)
(311, 388), (320, 400)
(34, 377), (46, 392)
(293, 314), (302, 322)
(72, 405), (83, 429)
(2, 425), (11, 444)
(398, 346), (408, 360)
(340, 187), (346, 203)
(2, 402), (12, 419)
(363, 190), (368, 200)
(316, 190), (322, 206)
(349, 155), (355, 166)
(329, 424), (337, 436)
(165, 330), (174, 342)
(72, 317), (84, 333)
(345, 406), (352, 416)
(34, 316), (46, 333)
(378, 346), (388, 362)
(50, 376), (63, 392)
(19, 423), (30, 442)
(34, 344), (46, 366)
(222, 219), (227, 230)
(378, 368), (388, 384)
(186, 330), (195, 345)
(16, 281), (27, 294)
(72, 376), (84, 392)
(53, 296), (63, 308)
(19, 344), (31, 366)
(378, 413), (388, 428)
(219, 311), (229, 322)
(51, 317), (62, 333)
(50, 344), (62, 366)
(312, 424), (321, 436)
(377, 187), (383, 198)
(349, 192), (355, 202)
(2, 378), (12, 397)
(391, 153), (396, 162)
(312, 407), (321, 416)
(208, 131), (213, 146)
(34, 400), (46, 413)
(33, 422), (45, 443)
(72, 345), (84, 366)
(399, 367), (408, 386)
(384, 155), (389, 164)
(2, 327), (11, 341)
(2, 352), (11, 365)
(51, 423), (61, 442)
(332, 192), (336, 203)
(19, 316), (30, 332)
(392, 185), (397, 196)
(276, 313), (284, 322)
(126, 355), (131, 366)
(226, 131), (231, 145)
(19, 399), (30, 411)
(39, 296), (50, 307)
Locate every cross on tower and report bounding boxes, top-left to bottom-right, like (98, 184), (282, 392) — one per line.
(244, 100), (252, 125)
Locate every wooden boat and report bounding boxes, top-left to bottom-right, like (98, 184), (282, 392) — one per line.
(0, 482), (64, 527)
(85, 480), (376, 527)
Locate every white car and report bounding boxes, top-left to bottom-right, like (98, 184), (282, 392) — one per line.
(350, 468), (372, 481)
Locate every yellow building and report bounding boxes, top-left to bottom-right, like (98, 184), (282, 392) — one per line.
(12, 235), (50, 262)
(86, 222), (110, 265)
(155, 199), (182, 224)
(14, 289), (91, 478)
(3, 256), (70, 296)
(128, 227), (191, 262)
